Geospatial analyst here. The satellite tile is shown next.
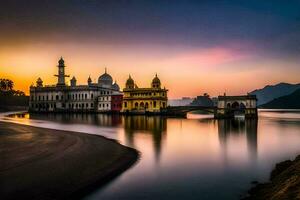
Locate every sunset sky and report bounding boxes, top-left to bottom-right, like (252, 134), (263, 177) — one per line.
(1, 0), (300, 98)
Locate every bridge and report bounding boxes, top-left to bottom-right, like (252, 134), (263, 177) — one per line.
(166, 94), (258, 118)
(165, 106), (216, 117)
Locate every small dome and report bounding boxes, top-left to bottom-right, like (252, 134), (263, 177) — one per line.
(71, 76), (76, 81)
(126, 75), (134, 89)
(112, 81), (120, 91)
(70, 76), (77, 86)
(36, 77), (43, 87)
(98, 68), (113, 87)
(151, 74), (161, 88)
(58, 57), (64, 65)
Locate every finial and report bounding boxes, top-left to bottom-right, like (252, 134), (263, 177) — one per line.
(155, 73), (157, 77)
(105, 67), (107, 73)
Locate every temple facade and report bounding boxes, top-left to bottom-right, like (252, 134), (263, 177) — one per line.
(121, 74), (168, 114)
(29, 58), (122, 113)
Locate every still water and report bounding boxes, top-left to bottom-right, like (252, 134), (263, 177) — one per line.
(2, 110), (300, 200)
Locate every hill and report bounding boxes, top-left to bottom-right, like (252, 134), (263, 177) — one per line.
(260, 88), (300, 109)
(250, 82), (300, 105)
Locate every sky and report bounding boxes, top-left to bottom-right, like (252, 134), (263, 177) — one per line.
(1, 0), (300, 98)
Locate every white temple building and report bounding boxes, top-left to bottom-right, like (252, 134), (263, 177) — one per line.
(29, 58), (122, 112)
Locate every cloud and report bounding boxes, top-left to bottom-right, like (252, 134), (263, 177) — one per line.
(159, 44), (255, 70)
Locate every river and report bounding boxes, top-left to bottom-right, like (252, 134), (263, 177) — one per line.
(2, 110), (300, 200)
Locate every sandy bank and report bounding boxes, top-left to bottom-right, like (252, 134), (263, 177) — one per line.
(0, 121), (139, 199)
(244, 155), (300, 200)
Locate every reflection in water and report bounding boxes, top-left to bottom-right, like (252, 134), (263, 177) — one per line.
(123, 116), (167, 161)
(28, 113), (123, 127)
(4, 111), (300, 200)
(218, 119), (258, 163)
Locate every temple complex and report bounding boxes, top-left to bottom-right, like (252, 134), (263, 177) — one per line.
(29, 58), (122, 112)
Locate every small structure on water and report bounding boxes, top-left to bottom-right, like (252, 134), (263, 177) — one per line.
(215, 94), (257, 118)
(165, 94), (257, 118)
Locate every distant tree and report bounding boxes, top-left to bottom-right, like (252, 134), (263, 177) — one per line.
(13, 90), (25, 96)
(0, 79), (26, 96)
(0, 78), (14, 91)
(0, 79), (7, 91)
(6, 79), (14, 91)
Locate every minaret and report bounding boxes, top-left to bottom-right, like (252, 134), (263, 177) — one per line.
(55, 57), (69, 86)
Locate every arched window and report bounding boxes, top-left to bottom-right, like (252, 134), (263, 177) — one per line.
(135, 102), (138, 108)
(140, 102), (144, 108)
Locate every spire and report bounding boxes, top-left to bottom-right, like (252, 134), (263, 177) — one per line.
(105, 67), (107, 74)
(88, 75), (92, 85)
(58, 56), (64, 65)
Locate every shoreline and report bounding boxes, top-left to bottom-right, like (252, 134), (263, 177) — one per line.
(0, 121), (139, 199)
(243, 155), (300, 199)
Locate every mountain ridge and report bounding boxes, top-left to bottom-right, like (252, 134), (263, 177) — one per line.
(250, 82), (300, 105)
(260, 88), (300, 109)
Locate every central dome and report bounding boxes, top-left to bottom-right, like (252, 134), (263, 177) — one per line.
(98, 69), (113, 87)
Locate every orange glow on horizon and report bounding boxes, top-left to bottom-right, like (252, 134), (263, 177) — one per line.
(1, 42), (300, 98)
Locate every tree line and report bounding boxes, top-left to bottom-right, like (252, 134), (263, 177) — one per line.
(0, 78), (26, 96)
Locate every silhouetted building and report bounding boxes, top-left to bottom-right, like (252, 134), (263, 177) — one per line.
(168, 97), (194, 106)
(190, 93), (214, 107)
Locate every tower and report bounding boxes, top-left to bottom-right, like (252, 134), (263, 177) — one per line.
(55, 57), (69, 86)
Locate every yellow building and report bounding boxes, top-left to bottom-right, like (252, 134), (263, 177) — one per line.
(121, 74), (168, 113)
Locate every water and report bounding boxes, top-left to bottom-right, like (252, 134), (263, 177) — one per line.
(2, 110), (300, 200)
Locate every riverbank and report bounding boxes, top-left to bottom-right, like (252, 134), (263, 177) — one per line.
(244, 155), (300, 200)
(0, 121), (139, 199)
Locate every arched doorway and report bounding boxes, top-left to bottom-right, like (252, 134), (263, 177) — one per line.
(231, 102), (239, 109)
(145, 102), (149, 109)
(227, 103), (231, 108)
(135, 102), (138, 109)
(140, 102), (145, 109)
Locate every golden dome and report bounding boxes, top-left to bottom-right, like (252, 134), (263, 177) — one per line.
(151, 74), (161, 88)
(126, 75), (135, 89)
